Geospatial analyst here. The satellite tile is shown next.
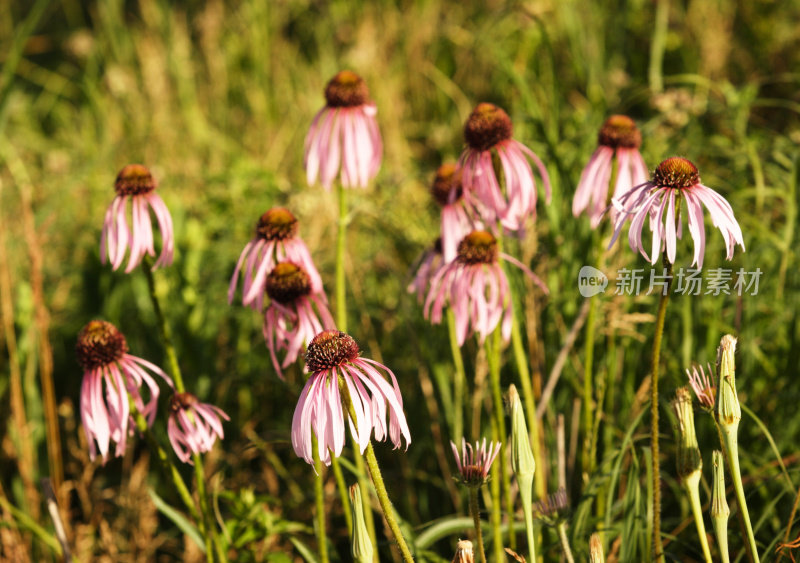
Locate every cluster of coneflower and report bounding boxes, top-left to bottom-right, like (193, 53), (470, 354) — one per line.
(74, 67), (754, 561)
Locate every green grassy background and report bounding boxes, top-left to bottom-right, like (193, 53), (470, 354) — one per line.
(1, 0), (799, 560)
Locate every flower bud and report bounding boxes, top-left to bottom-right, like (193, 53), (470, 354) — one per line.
(589, 533), (605, 563)
(452, 539), (474, 563)
(716, 335), (741, 427)
(509, 384), (535, 486)
(671, 386), (702, 481)
(349, 484), (374, 563)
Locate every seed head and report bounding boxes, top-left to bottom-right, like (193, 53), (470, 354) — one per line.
(452, 540), (474, 563)
(324, 70), (370, 107)
(653, 157), (700, 189)
(115, 164), (156, 196)
(305, 330), (360, 373)
(76, 320), (128, 371)
(457, 231), (498, 265)
(256, 208), (298, 241)
(431, 163), (463, 206)
(266, 262), (311, 304)
(464, 103), (513, 151)
(597, 115), (641, 149)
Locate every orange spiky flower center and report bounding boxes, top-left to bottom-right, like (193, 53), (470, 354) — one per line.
(266, 262), (311, 304)
(464, 103), (513, 152)
(431, 163), (463, 206)
(457, 230), (498, 265)
(256, 207), (298, 240)
(305, 330), (360, 372)
(324, 70), (370, 107)
(76, 320), (128, 371)
(598, 115), (641, 149)
(115, 164), (156, 196)
(653, 157), (700, 189)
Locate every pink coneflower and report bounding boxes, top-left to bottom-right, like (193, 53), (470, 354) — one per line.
(292, 330), (410, 466)
(167, 392), (229, 463)
(573, 115), (649, 228)
(228, 208), (323, 311)
(407, 238), (443, 304)
(431, 163), (476, 262)
(687, 363), (716, 409)
(424, 230), (547, 345)
(76, 320), (173, 463)
(304, 70), (382, 190)
(100, 164), (174, 273)
(610, 157), (745, 268)
(459, 103), (551, 231)
(450, 437), (501, 487)
(263, 262), (335, 379)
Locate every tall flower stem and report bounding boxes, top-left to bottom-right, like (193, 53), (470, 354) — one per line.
(311, 435), (330, 563)
(684, 472), (713, 563)
(489, 422), (505, 562)
(362, 443), (415, 563)
(333, 181), (376, 557)
(341, 365), (410, 561)
(142, 260), (222, 561)
(718, 421), (759, 562)
(650, 257), (673, 562)
(486, 329), (513, 549)
(556, 521), (576, 563)
(336, 181), (348, 333)
(447, 309), (468, 443)
(469, 487), (487, 563)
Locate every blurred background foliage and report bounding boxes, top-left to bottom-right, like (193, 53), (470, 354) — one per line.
(1, 0), (799, 560)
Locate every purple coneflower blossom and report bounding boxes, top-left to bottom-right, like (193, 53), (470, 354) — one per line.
(573, 115), (649, 228)
(100, 164), (174, 273)
(76, 320), (173, 463)
(263, 262), (335, 379)
(687, 363), (716, 409)
(610, 157), (745, 268)
(407, 238), (444, 304)
(167, 392), (229, 463)
(305, 70), (382, 190)
(450, 437), (501, 487)
(459, 103), (551, 231)
(431, 163), (476, 262)
(424, 230), (547, 346)
(228, 207), (322, 311)
(292, 330), (410, 466)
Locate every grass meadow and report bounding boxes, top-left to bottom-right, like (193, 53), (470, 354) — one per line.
(1, 0), (800, 561)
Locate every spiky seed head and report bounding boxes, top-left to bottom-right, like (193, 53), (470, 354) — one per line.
(457, 230), (498, 265)
(653, 157), (700, 189)
(255, 207), (298, 241)
(598, 115), (641, 149)
(265, 262), (311, 304)
(324, 70), (370, 107)
(305, 330), (359, 373)
(76, 320), (128, 371)
(115, 164), (156, 196)
(431, 163), (463, 206)
(464, 103), (513, 151)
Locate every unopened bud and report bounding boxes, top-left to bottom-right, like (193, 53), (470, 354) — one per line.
(716, 335), (741, 427)
(589, 533), (605, 563)
(452, 539), (474, 563)
(671, 387), (702, 480)
(349, 484), (374, 563)
(711, 450), (730, 520)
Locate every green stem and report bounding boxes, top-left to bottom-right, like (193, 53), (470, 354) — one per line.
(469, 487), (487, 563)
(341, 385), (413, 561)
(131, 405), (201, 523)
(447, 309), (467, 444)
(311, 436), (330, 563)
(556, 521), (575, 563)
(141, 259), (219, 560)
(720, 421), (760, 562)
(650, 259), (673, 562)
(509, 310), (545, 499)
(363, 443), (415, 562)
(354, 452), (379, 563)
(331, 456), (354, 538)
(487, 330), (513, 549)
(520, 479), (537, 563)
(684, 473), (713, 563)
(336, 181), (348, 332)
(489, 421), (504, 562)
(649, 0), (668, 93)
(582, 293), (598, 481)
